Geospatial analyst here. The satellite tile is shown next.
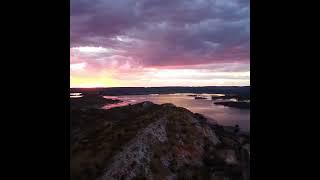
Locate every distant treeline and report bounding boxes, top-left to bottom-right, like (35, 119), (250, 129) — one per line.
(70, 86), (250, 96)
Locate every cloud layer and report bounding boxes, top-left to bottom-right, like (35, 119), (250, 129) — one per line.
(70, 0), (250, 87)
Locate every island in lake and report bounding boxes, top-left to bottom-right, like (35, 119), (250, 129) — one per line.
(211, 94), (250, 109)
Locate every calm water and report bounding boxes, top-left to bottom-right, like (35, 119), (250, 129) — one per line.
(70, 93), (83, 98)
(102, 94), (250, 132)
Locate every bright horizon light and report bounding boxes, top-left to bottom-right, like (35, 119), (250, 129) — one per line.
(70, 0), (250, 88)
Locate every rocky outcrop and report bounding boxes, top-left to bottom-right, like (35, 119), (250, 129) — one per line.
(98, 118), (168, 180)
(70, 101), (250, 180)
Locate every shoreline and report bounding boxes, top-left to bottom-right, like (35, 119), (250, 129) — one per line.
(71, 94), (250, 133)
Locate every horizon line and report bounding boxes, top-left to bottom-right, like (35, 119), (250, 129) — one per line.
(70, 85), (250, 89)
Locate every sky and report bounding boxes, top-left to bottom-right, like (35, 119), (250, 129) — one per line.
(70, 0), (250, 87)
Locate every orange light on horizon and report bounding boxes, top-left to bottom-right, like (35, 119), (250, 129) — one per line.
(70, 76), (118, 88)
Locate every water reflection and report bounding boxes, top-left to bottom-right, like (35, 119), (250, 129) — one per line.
(102, 93), (250, 132)
(70, 93), (83, 98)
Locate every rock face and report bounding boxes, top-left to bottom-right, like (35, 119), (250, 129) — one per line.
(98, 118), (168, 180)
(70, 101), (250, 180)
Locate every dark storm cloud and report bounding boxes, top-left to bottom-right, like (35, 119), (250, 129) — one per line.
(71, 0), (250, 67)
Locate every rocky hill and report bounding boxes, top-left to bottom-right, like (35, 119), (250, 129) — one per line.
(71, 97), (250, 180)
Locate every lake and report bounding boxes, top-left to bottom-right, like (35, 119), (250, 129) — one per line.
(102, 93), (250, 132)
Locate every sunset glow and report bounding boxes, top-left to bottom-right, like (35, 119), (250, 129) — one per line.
(70, 0), (250, 87)
(70, 75), (118, 88)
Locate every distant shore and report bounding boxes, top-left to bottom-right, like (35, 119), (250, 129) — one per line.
(70, 86), (250, 97)
(70, 94), (249, 130)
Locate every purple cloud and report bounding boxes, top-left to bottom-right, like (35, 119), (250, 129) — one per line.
(70, 0), (250, 87)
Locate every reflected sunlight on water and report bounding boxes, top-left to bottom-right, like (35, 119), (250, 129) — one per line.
(70, 93), (83, 98)
(102, 93), (250, 131)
